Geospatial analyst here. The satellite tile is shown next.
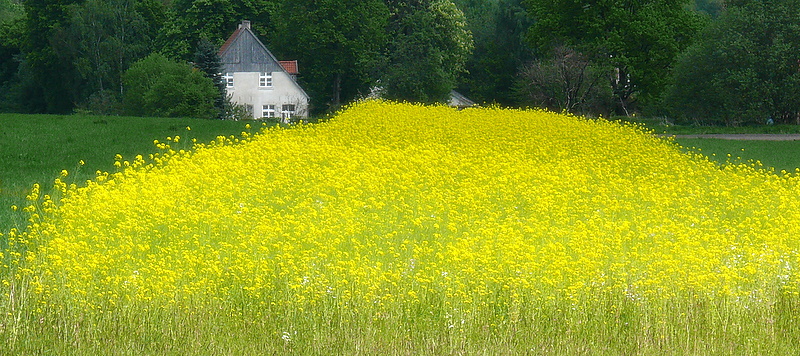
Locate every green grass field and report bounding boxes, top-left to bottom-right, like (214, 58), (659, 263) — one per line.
(674, 138), (800, 173)
(0, 113), (252, 231)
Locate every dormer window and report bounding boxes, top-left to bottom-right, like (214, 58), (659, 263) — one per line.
(259, 72), (272, 88)
(224, 73), (234, 88)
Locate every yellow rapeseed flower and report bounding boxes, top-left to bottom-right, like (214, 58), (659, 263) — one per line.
(4, 100), (800, 313)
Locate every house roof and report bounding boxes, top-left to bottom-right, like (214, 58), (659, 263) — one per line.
(279, 60), (299, 75)
(218, 26), (243, 57)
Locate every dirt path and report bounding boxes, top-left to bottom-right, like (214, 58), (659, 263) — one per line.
(664, 134), (800, 141)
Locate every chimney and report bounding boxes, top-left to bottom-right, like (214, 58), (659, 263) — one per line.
(240, 20), (251, 30)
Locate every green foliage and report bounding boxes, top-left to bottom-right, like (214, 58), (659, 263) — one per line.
(0, 18), (23, 112)
(383, 0), (473, 104)
(19, 0), (82, 113)
(166, 0), (237, 59)
(122, 53), (218, 119)
(666, 0), (800, 126)
(0, 0), (23, 23)
(525, 0), (705, 114)
(272, 0), (388, 113)
(164, 0), (279, 61)
(454, 0), (532, 106)
(692, 0), (724, 18)
(7, 0), (164, 114)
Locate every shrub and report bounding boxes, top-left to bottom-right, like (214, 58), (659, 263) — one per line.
(122, 53), (217, 119)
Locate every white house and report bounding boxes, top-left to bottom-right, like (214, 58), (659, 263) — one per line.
(219, 20), (310, 121)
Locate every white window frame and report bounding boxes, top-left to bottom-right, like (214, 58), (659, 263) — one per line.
(262, 104), (276, 118)
(281, 104), (296, 119)
(259, 72), (273, 88)
(224, 73), (234, 88)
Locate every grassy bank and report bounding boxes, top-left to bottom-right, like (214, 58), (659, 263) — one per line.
(0, 113), (251, 231)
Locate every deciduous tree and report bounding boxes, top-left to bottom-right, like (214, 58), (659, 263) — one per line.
(455, 0), (532, 106)
(382, 0), (472, 104)
(57, 0), (153, 112)
(515, 45), (612, 116)
(271, 0), (388, 113)
(19, 0), (82, 113)
(666, 0), (800, 126)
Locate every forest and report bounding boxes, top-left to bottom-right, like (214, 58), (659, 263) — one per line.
(1, 0), (799, 125)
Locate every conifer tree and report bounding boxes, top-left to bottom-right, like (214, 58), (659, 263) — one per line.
(194, 37), (226, 119)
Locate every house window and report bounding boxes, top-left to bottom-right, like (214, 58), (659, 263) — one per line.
(262, 104), (276, 118)
(224, 73), (234, 88)
(259, 72), (272, 88)
(281, 104), (296, 119)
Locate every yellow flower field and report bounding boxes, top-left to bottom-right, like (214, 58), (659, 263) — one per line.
(4, 100), (800, 314)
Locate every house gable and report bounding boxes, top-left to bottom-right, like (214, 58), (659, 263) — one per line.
(218, 21), (289, 75)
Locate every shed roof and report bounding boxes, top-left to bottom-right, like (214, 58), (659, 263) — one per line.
(279, 60), (299, 75)
(448, 90), (476, 108)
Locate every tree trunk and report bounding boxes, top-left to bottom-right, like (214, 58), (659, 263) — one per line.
(333, 72), (342, 108)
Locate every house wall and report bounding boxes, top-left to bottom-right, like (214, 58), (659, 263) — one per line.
(226, 71), (309, 120)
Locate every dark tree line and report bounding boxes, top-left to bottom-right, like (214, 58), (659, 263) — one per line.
(1, 0), (799, 124)
(0, 0), (471, 116)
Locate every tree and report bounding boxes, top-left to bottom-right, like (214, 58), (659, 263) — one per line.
(271, 0), (388, 114)
(19, 0), (82, 113)
(193, 37), (225, 119)
(666, 0), (800, 126)
(0, 18), (23, 111)
(382, 0), (473, 104)
(525, 0), (704, 115)
(454, 0), (532, 106)
(122, 53), (218, 118)
(692, 0), (723, 18)
(57, 0), (153, 113)
(165, 0), (237, 60)
(515, 45), (612, 116)
(12, 0), (160, 113)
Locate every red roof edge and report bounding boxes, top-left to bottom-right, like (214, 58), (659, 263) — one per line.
(279, 60), (299, 75)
